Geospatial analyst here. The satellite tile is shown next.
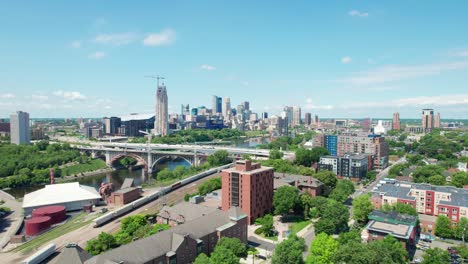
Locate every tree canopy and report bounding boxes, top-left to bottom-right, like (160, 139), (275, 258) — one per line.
(421, 248), (450, 264)
(307, 233), (338, 264)
(273, 186), (301, 216)
(435, 215), (453, 238)
(271, 235), (306, 264)
(207, 150), (231, 166)
(352, 194), (374, 224)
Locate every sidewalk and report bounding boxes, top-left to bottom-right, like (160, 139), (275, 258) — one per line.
(0, 190), (23, 250)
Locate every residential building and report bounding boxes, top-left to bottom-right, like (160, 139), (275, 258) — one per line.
(304, 113), (312, 126)
(434, 112), (441, 128)
(0, 122), (10, 137)
(337, 134), (389, 170)
(155, 83), (169, 136)
(273, 173), (324, 197)
(292, 106), (301, 127)
(371, 180), (468, 224)
(157, 203), (217, 227)
(324, 135), (338, 156)
(120, 113), (155, 137)
(10, 111), (30, 145)
(85, 207), (248, 264)
(221, 160), (274, 224)
(362, 118), (371, 131)
(361, 210), (417, 249)
(422, 108), (434, 132)
(392, 112), (401, 130)
(319, 154), (370, 180)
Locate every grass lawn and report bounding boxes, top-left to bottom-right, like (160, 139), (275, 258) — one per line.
(14, 213), (98, 253)
(289, 219), (311, 236)
(61, 159), (107, 176)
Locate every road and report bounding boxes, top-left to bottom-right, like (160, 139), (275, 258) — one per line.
(0, 191), (22, 250)
(352, 156), (407, 198)
(0, 172), (221, 264)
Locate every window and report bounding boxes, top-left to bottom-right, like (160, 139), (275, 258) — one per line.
(427, 198), (431, 202)
(452, 209), (458, 213)
(452, 215), (457, 221)
(427, 193), (432, 197)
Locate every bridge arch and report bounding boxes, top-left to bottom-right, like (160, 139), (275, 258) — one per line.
(150, 155), (193, 171)
(110, 153), (148, 170)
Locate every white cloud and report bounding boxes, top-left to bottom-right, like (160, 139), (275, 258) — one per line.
(0, 93), (15, 99)
(348, 10), (369, 17)
(200, 64), (216, 71)
(338, 61), (468, 86)
(94, 32), (137, 46)
(104, 105), (112, 109)
(70, 40), (81, 49)
(341, 56), (352, 64)
(53, 90), (87, 101)
(88, 51), (106, 60)
(342, 94), (468, 109)
(143, 29), (176, 46)
(32, 95), (49, 101)
(456, 50), (468, 57)
(304, 98), (334, 110)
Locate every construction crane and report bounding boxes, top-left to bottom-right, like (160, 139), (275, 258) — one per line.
(144, 75), (165, 87)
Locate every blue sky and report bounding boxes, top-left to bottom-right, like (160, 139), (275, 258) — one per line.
(1, 1), (468, 119)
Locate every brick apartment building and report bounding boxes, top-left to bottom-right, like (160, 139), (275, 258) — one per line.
(371, 180), (468, 224)
(221, 160), (274, 224)
(85, 207), (247, 264)
(361, 210), (417, 249)
(313, 133), (389, 170)
(273, 172), (324, 196)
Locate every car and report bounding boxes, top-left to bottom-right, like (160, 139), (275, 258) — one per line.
(420, 237), (432, 243)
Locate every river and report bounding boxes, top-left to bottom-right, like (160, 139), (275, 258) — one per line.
(5, 137), (270, 198)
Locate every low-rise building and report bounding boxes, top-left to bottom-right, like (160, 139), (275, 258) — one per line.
(85, 207), (248, 264)
(157, 203), (218, 226)
(273, 173), (324, 196)
(371, 180), (468, 224)
(361, 210), (417, 249)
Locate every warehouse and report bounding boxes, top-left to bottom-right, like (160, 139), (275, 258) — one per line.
(23, 182), (102, 215)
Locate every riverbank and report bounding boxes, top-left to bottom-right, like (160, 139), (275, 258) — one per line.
(59, 167), (115, 182)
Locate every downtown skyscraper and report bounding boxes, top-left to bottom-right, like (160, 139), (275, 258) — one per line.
(10, 111), (30, 145)
(154, 83), (168, 136)
(392, 112), (400, 130)
(223, 97), (231, 120)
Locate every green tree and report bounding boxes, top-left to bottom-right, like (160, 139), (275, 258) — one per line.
(216, 237), (247, 258)
(273, 186), (301, 216)
(421, 248), (450, 264)
(451, 172), (468, 188)
(207, 150), (231, 166)
(352, 194), (374, 224)
(114, 231), (132, 245)
(314, 170), (337, 195)
(435, 215), (453, 238)
(329, 180), (354, 202)
(255, 214), (274, 236)
(427, 175), (446, 186)
(412, 165), (445, 183)
(85, 232), (119, 255)
(121, 215), (147, 236)
(295, 148), (314, 167)
(381, 202), (418, 216)
(269, 149), (284, 160)
(271, 235), (305, 264)
(315, 218), (336, 235)
(337, 231), (362, 246)
(321, 199), (349, 233)
(368, 236), (407, 263)
(194, 253), (210, 264)
(454, 217), (468, 240)
(333, 241), (375, 264)
(307, 233), (338, 264)
(209, 245), (239, 264)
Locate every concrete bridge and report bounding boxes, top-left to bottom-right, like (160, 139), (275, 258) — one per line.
(78, 146), (207, 173)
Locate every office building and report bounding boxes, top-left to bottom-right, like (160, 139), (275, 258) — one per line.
(261, 112), (268, 119)
(313, 114), (319, 125)
(304, 113), (312, 126)
(223, 97), (231, 120)
(371, 180), (468, 224)
(362, 118), (371, 131)
(319, 154), (370, 180)
(121, 113), (155, 137)
(212, 95), (222, 114)
(10, 111), (30, 145)
(324, 135), (338, 156)
(392, 112), (401, 130)
(281, 106), (293, 127)
(434, 112), (441, 128)
(181, 104), (190, 116)
(241, 101), (250, 111)
(102, 117), (121, 135)
(154, 83), (169, 136)
(221, 160), (274, 224)
(422, 109), (434, 132)
(292, 106), (301, 127)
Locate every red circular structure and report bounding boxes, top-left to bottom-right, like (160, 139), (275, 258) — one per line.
(25, 216), (51, 236)
(32, 205), (66, 225)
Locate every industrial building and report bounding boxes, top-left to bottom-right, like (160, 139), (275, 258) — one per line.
(22, 182), (102, 215)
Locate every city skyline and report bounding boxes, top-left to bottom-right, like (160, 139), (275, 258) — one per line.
(1, 1), (468, 118)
